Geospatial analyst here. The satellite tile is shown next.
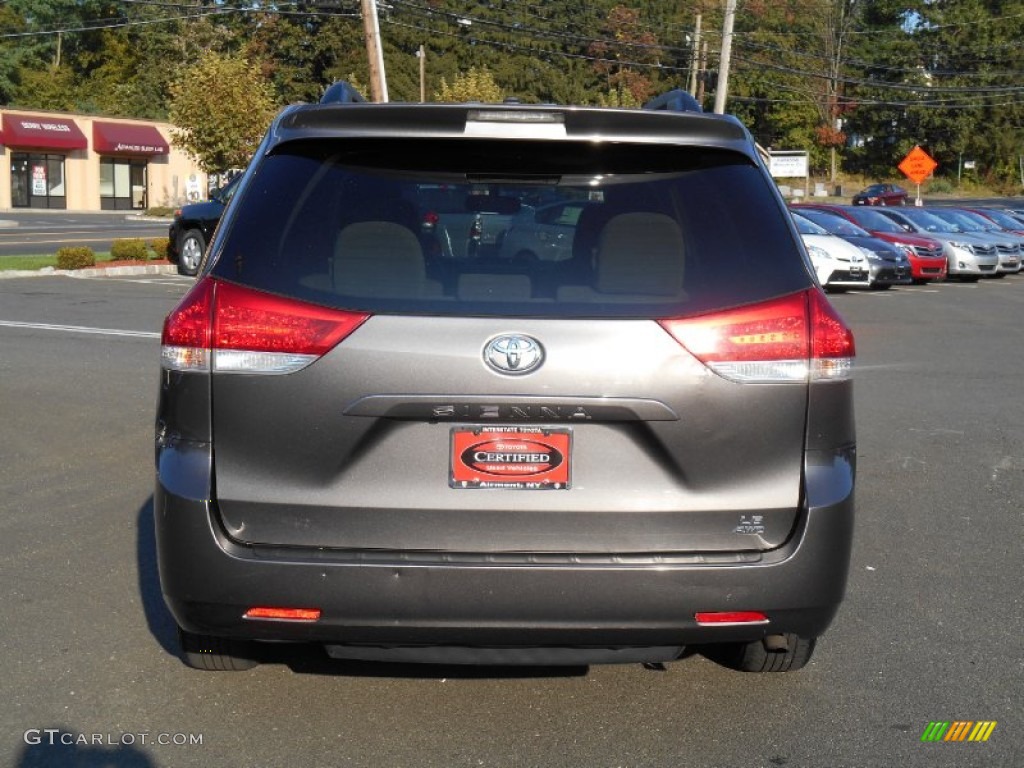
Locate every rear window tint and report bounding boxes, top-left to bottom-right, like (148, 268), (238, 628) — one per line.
(210, 139), (810, 317)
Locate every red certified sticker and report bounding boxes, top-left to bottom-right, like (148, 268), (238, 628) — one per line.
(450, 427), (571, 489)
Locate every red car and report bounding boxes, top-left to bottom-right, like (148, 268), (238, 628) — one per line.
(852, 183), (909, 206)
(793, 203), (947, 282)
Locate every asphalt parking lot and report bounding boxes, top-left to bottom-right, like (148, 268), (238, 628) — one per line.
(0, 272), (1021, 768)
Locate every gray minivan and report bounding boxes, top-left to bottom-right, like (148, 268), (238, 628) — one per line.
(155, 87), (856, 673)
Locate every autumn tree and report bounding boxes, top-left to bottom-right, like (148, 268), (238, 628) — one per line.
(168, 51), (279, 174)
(588, 5), (661, 104)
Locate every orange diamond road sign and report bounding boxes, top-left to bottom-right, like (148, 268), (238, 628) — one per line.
(898, 145), (938, 184)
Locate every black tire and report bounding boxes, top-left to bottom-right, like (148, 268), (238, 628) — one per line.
(178, 628), (258, 671)
(177, 229), (206, 277)
(703, 634), (816, 673)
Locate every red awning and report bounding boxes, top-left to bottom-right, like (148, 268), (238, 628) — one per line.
(1, 113), (88, 151)
(92, 121), (169, 156)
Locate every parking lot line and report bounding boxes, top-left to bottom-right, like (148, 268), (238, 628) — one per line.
(0, 320), (159, 339)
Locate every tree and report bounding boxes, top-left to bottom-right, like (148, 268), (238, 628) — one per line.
(434, 66), (503, 102)
(588, 5), (661, 104)
(168, 51), (279, 174)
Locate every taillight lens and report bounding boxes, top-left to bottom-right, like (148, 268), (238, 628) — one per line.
(161, 277), (370, 374)
(658, 289), (854, 384)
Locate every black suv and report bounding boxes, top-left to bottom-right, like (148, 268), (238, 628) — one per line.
(156, 86), (856, 673)
(166, 175), (240, 276)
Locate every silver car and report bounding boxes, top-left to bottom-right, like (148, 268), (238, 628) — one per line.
(498, 199), (595, 263)
(928, 208), (1021, 276)
(156, 85), (856, 674)
(877, 208), (1000, 281)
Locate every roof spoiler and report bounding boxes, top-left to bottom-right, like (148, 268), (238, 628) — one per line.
(320, 81), (368, 104)
(642, 89), (703, 114)
(317, 81), (705, 114)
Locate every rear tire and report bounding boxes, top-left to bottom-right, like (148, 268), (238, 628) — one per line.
(178, 628), (258, 671)
(703, 634), (816, 673)
(177, 229), (205, 276)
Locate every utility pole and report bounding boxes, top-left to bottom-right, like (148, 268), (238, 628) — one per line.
(417, 45), (426, 102)
(696, 41), (708, 103)
(713, 0), (737, 114)
(688, 11), (702, 97)
(360, 0), (388, 102)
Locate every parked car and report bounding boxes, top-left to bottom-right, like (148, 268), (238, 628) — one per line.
(790, 211), (870, 291)
(927, 208), (1021, 276)
(851, 183), (908, 206)
(167, 175), (241, 277)
(416, 185), (522, 260)
(875, 208), (1000, 282)
(498, 199), (594, 262)
(794, 203), (947, 283)
(156, 85), (856, 674)
(791, 207), (911, 288)
(962, 207), (1024, 237)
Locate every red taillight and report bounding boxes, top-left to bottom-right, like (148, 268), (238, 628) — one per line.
(211, 280), (368, 357)
(658, 289), (854, 384)
(695, 611), (769, 626)
(161, 277), (370, 373)
(243, 607), (321, 622)
(162, 276), (214, 349)
(807, 287), (856, 361)
(422, 211), (439, 229)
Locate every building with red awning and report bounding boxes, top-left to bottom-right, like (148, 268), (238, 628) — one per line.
(1, 109), (207, 211)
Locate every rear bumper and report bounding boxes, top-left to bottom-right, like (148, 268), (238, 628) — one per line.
(155, 445), (854, 660)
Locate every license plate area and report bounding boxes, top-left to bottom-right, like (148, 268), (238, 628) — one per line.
(450, 426), (572, 490)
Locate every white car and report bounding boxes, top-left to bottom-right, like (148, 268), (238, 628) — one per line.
(498, 199), (594, 262)
(792, 212), (870, 290)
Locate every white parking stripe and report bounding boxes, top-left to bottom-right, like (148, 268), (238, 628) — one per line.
(68, 274), (192, 285)
(0, 320), (159, 339)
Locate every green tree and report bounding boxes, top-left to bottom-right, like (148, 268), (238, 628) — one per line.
(168, 51), (278, 173)
(434, 66), (503, 102)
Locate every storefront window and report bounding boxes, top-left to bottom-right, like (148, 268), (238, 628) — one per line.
(10, 153), (68, 209)
(99, 157), (148, 210)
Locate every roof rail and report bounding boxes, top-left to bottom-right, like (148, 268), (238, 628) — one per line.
(320, 81), (368, 105)
(642, 89), (703, 114)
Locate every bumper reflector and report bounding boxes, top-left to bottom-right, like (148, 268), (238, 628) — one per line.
(243, 607), (322, 622)
(694, 611), (770, 626)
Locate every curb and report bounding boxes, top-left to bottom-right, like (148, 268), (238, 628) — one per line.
(0, 264), (180, 280)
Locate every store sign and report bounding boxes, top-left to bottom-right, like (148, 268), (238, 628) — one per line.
(113, 142), (166, 155)
(19, 120), (72, 134)
(31, 165), (47, 196)
(767, 152), (809, 179)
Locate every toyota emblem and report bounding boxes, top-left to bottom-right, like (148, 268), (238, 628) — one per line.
(483, 334), (544, 375)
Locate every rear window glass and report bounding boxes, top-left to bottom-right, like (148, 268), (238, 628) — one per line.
(210, 139), (810, 317)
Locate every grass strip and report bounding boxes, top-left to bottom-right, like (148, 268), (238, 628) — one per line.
(0, 253), (115, 272)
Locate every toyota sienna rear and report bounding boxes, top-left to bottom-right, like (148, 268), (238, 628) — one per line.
(155, 87), (856, 673)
